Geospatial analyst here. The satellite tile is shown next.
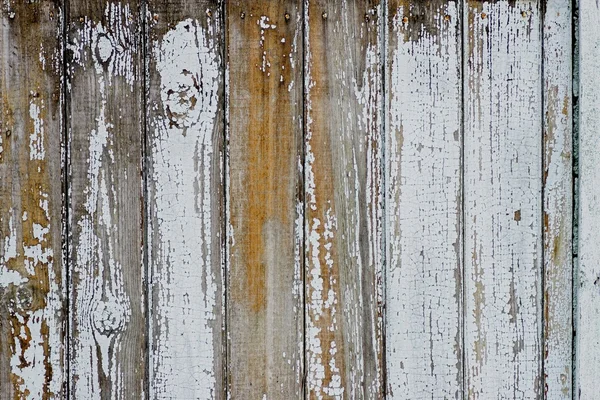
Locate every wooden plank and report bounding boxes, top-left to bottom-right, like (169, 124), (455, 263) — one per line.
(542, 0), (573, 398)
(576, 1), (600, 398)
(463, 1), (543, 398)
(226, 1), (304, 398)
(385, 1), (463, 398)
(304, 1), (383, 398)
(146, 1), (225, 398)
(0, 2), (66, 398)
(66, 1), (146, 397)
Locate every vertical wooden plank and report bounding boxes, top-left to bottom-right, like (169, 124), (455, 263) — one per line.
(385, 1), (463, 398)
(576, 1), (600, 398)
(226, 1), (304, 398)
(304, 1), (383, 398)
(464, 1), (543, 398)
(542, 0), (573, 398)
(0, 1), (66, 398)
(66, 0), (146, 397)
(146, 1), (225, 398)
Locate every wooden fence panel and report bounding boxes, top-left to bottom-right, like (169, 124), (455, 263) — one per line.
(463, 1), (543, 398)
(66, 0), (146, 397)
(146, 1), (226, 399)
(0, 1), (587, 398)
(226, 1), (304, 398)
(0, 2), (66, 398)
(543, 0), (573, 398)
(576, 0), (600, 398)
(385, 1), (463, 398)
(304, 1), (383, 398)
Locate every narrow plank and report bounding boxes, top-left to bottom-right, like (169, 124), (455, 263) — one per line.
(463, 1), (543, 398)
(0, 2), (66, 398)
(576, 0), (600, 398)
(146, 1), (225, 398)
(542, 0), (573, 398)
(226, 1), (304, 398)
(385, 1), (463, 398)
(66, 1), (146, 397)
(304, 1), (383, 398)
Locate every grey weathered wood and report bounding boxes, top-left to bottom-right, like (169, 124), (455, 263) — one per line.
(304, 1), (383, 398)
(463, 1), (543, 397)
(66, 0), (146, 397)
(542, 0), (573, 398)
(385, 1), (463, 398)
(576, 0), (600, 398)
(0, 2), (66, 398)
(226, 1), (304, 398)
(146, 1), (226, 398)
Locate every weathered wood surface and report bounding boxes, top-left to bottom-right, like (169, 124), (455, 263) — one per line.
(577, 0), (600, 398)
(146, 1), (225, 399)
(463, 1), (543, 398)
(304, 1), (383, 399)
(226, 1), (304, 398)
(66, 0), (146, 397)
(0, 1), (589, 398)
(385, 1), (463, 398)
(543, 0), (573, 398)
(0, 1), (66, 398)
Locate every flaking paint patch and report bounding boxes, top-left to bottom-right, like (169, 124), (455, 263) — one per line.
(386, 2), (462, 398)
(464, 2), (542, 398)
(68, 3), (137, 399)
(542, 1), (573, 398)
(305, 2), (383, 398)
(0, 89), (62, 398)
(148, 18), (221, 399)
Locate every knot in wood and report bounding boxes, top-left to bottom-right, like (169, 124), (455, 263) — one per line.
(92, 300), (127, 336)
(95, 34), (113, 64)
(15, 285), (33, 312)
(5, 284), (34, 313)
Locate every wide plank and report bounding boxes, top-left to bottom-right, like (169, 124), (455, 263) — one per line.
(226, 1), (304, 398)
(304, 1), (383, 398)
(146, 0), (225, 398)
(66, 1), (146, 397)
(463, 1), (543, 398)
(0, 1), (66, 398)
(576, 0), (600, 398)
(542, 0), (573, 398)
(385, 1), (463, 398)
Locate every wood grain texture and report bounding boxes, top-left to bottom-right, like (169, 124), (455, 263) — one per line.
(385, 1), (463, 398)
(66, 1), (146, 397)
(576, 1), (600, 398)
(463, 1), (543, 398)
(0, 1), (66, 398)
(146, 1), (225, 398)
(542, 0), (573, 398)
(226, 1), (304, 398)
(304, 1), (383, 398)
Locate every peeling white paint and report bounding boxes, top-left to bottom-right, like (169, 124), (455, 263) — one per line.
(386, 3), (462, 398)
(69, 3), (137, 399)
(148, 18), (221, 399)
(463, 2), (542, 398)
(305, 2), (382, 398)
(0, 82), (62, 398)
